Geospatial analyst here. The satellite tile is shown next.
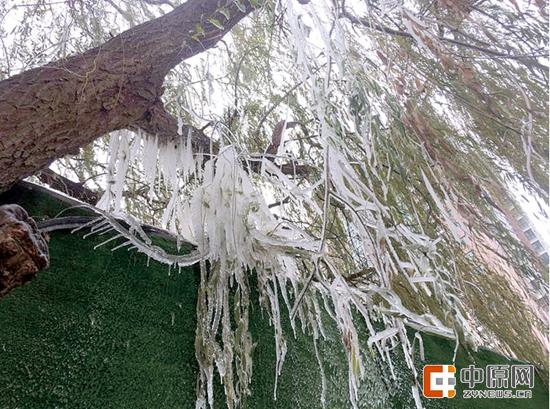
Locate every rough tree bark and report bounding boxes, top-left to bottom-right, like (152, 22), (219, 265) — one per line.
(0, 0), (257, 190)
(0, 205), (49, 298)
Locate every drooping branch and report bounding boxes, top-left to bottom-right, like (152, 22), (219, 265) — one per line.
(339, 9), (548, 71)
(0, 0), (257, 190)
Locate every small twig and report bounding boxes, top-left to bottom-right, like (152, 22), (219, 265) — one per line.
(290, 146), (331, 320)
(253, 64), (325, 138)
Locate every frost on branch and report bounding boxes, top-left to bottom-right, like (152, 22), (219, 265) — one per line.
(79, 0), (547, 408)
(92, 122), (464, 409)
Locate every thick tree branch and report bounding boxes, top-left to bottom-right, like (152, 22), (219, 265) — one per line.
(0, 205), (49, 298)
(37, 168), (99, 205)
(0, 0), (257, 190)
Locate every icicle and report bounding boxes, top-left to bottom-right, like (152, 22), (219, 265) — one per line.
(421, 170), (467, 242)
(93, 233), (123, 249)
(367, 327), (399, 347)
(412, 384), (424, 409)
(142, 134), (159, 200)
(313, 336), (327, 409)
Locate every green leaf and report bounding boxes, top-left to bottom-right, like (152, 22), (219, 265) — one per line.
(191, 23), (205, 40)
(233, 0), (246, 12)
(208, 18), (224, 30)
(218, 6), (230, 20)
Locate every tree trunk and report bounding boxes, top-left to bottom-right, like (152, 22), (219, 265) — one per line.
(0, 205), (49, 298)
(0, 0), (255, 190)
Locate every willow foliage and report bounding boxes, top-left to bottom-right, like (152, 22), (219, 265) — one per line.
(1, 1), (548, 408)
